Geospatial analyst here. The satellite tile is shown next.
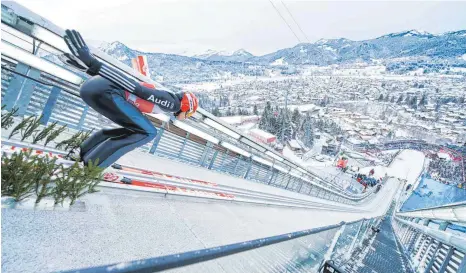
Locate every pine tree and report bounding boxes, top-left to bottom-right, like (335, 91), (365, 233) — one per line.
(32, 121), (58, 144)
(253, 105), (258, 115)
(291, 109), (301, 129)
(387, 131), (394, 139)
(390, 96), (395, 103)
(1, 106), (18, 130)
(44, 124), (67, 147)
(1, 149), (37, 202)
(411, 96), (418, 110)
(8, 116), (34, 140)
(405, 94), (411, 104)
(300, 113), (314, 148)
(259, 102), (271, 131)
(378, 94), (384, 101)
(419, 93), (428, 106)
(434, 99), (440, 111)
(277, 109), (293, 142)
(212, 107), (221, 117)
(33, 155), (60, 204)
(397, 94), (403, 103)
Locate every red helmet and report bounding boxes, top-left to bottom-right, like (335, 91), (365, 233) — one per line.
(180, 91), (199, 117)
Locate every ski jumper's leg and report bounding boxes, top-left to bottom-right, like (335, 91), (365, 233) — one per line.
(79, 76), (157, 168)
(79, 127), (133, 159)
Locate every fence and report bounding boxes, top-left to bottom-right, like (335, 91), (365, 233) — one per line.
(393, 216), (466, 273)
(58, 218), (378, 273)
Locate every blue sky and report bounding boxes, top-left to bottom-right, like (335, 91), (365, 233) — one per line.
(13, 0), (466, 56)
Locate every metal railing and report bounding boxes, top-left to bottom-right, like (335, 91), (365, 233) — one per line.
(393, 216), (466, 273)
(392, 170), (466, 273)
(58, 218), (378, 273)
(397, 202), (466, 224)
(0, 1), (376, 205)
(352, 140), (466, 158)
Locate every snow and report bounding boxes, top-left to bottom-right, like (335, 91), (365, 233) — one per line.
(450, 67), (466, 73)
(249, 128), (276, 139)
(359, 166), (389, 179)
(287, 104), (319, 112)
(271, 57), (288, 66)
(117, 55), (128, 61)
(461, 54), (466, 61)
(407, 68), (424, 76)
(412, 29), (431, 35)
(220, 116), (243, 125)
(388, 150), (425, 183)
(2, 147), (405, 272)
(288, 139), (301, 149)
(321, 45), (336, 52)
(237, 123), (256, 131)
(194, 49), (235, 58)
(219, 115), (259, 125)
(180, 82), (222, 92)
(106, 41), (120, 51)
(2, 178), (399, 272)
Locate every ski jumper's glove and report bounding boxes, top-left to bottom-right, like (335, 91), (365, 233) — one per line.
(63, 29), (180, 113)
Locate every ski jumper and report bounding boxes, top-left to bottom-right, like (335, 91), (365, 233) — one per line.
(79, 76), (182, 168)
(61, 29), (196, 168)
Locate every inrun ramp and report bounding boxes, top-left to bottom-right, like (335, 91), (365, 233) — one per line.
(351, 215), (413, 273)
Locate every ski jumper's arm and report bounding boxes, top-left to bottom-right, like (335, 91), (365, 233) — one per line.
(63, 29), (180, 113)
(93, 63), (180, 112)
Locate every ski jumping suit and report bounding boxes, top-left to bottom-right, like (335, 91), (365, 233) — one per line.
(79, 74), (182, 168)
(61, 29), (184, 168)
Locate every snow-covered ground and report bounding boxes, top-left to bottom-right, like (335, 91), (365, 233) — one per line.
(1, 149), (406, 273)
(387, 150), (425, 183)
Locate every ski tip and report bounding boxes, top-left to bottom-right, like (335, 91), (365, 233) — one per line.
(112, 163), (122, 170)
(121, 177), (133, 184)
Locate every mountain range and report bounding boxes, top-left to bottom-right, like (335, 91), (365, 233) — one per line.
(98, 29), (466, 82)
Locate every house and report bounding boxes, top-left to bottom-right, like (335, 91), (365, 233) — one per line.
(288, 139), (303, 152)
(322, 142), (339, 156)
(220, 115), (260, 126)
(248, 128), (277, 144)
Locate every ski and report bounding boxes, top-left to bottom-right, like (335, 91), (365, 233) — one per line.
(111, 163), (218, 187)
(1, 144), (235, 200)
(102, 172), (235, 200)
(2, 144), (218, 187)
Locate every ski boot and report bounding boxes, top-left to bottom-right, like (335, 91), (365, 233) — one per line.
(64, 146), (83, 163)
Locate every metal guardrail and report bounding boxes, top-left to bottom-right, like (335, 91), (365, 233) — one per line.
(393, 216), (466, 273)
(353, 140), (466, 157)
(392, 168), (466, 273)
(0, 1), (375, 204)
(58, 218), (377, 273)
(397, 202), (466, 224)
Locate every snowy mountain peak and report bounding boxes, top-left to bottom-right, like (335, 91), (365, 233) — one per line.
(378, 29), (434, 39)
(194, 49), (231, 58)
(99, 41), (129, 52)
(192, 48), (254, 62)
(315, 39), (328, 44)
(315, 38), (352, 45)
(232, 49), (253, 57)
(444, 30), (466, 36)
(407, 29), (431, 36)
(195, 48), (253, 58)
